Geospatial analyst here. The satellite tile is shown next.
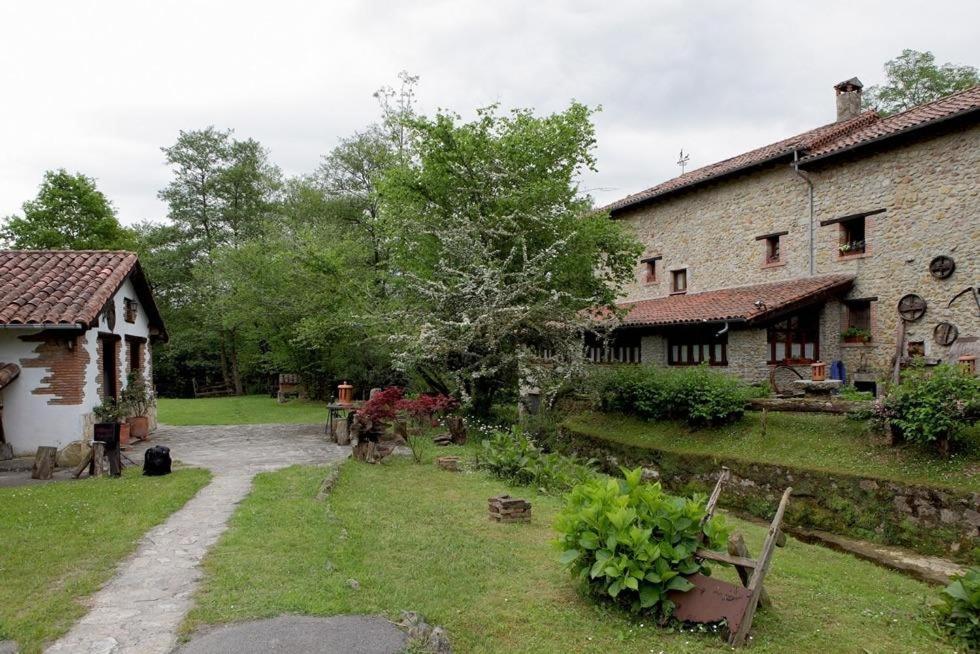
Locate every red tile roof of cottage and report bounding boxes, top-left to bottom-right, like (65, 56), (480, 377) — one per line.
(616, 274), (854, 328)
(606, 84), (980, 214)
(0, 250), (167, 338)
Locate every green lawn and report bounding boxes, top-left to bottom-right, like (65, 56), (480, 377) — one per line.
(0, 467), (211, 653)
(183, 453), (952, 653)
(158, 395), (328, 426)
(565, 411), (980, 492)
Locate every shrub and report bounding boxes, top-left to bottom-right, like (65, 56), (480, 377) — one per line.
(591, 364), (746, 427)
(406, 433), (434, 464)
(879, 362), (979, 456)
(476, 428), (595, 494)
(933, 567), (980, 651)
(555, 468), (729, 616)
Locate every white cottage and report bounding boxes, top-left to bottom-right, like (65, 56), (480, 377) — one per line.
(0, 250), (167, 456)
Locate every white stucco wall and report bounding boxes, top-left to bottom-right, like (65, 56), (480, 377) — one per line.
(0, 277), (154, 456)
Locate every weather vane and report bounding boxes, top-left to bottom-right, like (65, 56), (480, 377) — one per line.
(677, 149), (690, 174)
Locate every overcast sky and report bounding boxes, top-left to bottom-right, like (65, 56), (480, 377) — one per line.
(1, 0), (978, 225)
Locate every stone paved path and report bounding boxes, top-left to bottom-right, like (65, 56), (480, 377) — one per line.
(46, 423), (347, 654)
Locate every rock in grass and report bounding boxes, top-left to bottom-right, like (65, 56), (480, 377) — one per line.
(346, 578), (360, 590)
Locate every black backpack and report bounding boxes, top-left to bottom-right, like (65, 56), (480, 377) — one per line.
(143, 445), (172, 476)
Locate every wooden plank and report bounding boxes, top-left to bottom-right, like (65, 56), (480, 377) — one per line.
(73, 446), (94, 478)
(729, 487), (792, 647)
(818, 207), (886, 226)
(696, 548), (756, 569)
(699, 466), (730, 536)
(728, 533), (771, 608)
(31, 446), (57, 480)
(754, 230), (789, 240)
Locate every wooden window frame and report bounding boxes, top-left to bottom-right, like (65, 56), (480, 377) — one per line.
(671, 268), (688, 294)
(767, 311), (820, 364)
(641, 255), (661, 285)
(668, 330), (728, 367)
(125, 335), (146, 376)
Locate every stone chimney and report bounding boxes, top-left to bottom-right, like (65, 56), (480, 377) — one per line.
(834, 77), (863, 121)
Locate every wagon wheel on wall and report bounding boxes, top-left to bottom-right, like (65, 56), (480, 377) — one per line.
(897, 294), (927, 322)
(929, 256), (956, 280)
(769, 364), (804, 396)
(934, 322), (958, 346)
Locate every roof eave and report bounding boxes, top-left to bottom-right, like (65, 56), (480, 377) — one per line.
(798, 105), (980, 166)
(608, 151), (797, 216)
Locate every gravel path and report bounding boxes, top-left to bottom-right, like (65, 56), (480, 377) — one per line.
(46, 423), (348, 654)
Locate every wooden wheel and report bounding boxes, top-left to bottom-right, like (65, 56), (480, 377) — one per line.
(769, 364), (803, 396)
(897, 294), (926, 322)
(934, 322), (958, 346)
(929, 256), (955, 280)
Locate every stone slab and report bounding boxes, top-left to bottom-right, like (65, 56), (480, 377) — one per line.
(789, 526), (966, 586)
(176, 615), (406, 654)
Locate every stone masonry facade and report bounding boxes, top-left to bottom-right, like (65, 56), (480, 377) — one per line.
(616, 121), (980, 386)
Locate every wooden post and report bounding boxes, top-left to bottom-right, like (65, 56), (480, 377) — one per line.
(31, 446), (57, 480)
(73, 446), (95, 478)
(729, 487), (792, 647)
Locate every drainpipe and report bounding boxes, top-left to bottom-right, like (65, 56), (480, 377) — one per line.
(714, 321), (730, 339)
(792, 149), (815, 276)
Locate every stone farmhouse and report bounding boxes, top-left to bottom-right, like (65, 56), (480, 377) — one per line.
(0, 251), (166, 456)
(603, 79), (980, 393)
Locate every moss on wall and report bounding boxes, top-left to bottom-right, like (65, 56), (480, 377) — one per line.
(557, 425), (979, 564)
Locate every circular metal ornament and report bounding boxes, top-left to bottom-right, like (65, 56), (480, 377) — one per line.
(934, 322), (958, 346)
(929, 255), (955, 280)
(897, 294), (927, 322)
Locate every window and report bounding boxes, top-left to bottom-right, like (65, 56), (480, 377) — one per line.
(126, 337), (144, 374)
(641, 256), (661, 284)
(671, 269), (688, 293)
(123, 298), (138, 323)
(644, 260), (657, 283)
(765, 235), (781, 263)
(767, 311), (820, 363)
(585, 332), (642, 364)
(668, 329), (728, 366)
(839, 217), (866, 256)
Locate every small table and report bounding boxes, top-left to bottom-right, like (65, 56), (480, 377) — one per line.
(325, 401), (362, 441)
(792, 379), (843, 396)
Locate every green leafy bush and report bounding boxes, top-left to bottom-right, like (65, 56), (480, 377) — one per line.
(879, 362), (979, 455)
(555, 468), (729, 616)
(591, 364), (746, 427)
(476, 428), (595, 493)
(933, 567), (980, 651)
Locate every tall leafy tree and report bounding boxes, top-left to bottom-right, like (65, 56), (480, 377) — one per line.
(379, 103), (641, 413)
(152, 127), (281, 394)
(1, 169), (134, 250)
(864, 49), (979, 115)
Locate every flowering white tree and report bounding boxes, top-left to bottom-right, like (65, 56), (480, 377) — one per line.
(379, 103), (640, 414)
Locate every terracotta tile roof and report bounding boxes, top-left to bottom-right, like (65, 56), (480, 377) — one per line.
(800, 84), (980, 161)
(0, 251), (165, 338)
(604, 112), (878, 213)
(0, 362), (19, 391)
(617, 274), (854, 328)
(607, 84), (980, 214)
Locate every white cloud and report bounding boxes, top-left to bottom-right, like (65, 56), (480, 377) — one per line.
(0, 0), (977, 223)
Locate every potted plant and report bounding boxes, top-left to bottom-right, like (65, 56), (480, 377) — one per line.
(92, 398), (128, 446)
(121, 372), (154, 441)
(842, 326), (872, 343)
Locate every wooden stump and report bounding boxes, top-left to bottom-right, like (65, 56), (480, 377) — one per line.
(90, 441), (108, 477)
(31, 446), (57, 480)
(436, 456), (462, 472)
(446, 416), (467, 444)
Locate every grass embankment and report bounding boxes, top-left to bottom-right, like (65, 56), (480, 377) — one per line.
(157, 395), (327, 426)
(184, 454), (952, 653)
(0, 467), (211, 653)
(564, 411), (979, 492)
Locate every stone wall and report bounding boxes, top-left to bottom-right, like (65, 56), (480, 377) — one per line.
(615, 121), (980, 384)
(558, 425), (979, 563)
